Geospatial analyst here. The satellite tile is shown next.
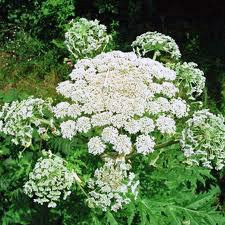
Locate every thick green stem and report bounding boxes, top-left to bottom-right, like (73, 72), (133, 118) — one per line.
(153, 51), (158, 60)
(102, 139), (180, 160)
(154, 139), (180, 150)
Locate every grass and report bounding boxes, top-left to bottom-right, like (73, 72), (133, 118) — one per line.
(0, 51), (70, 102)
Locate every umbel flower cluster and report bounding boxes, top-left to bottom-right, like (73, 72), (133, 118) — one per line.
(168, 62), (206, 100)
(55, 51), (189, 156)
(0, 97), (58, 147)
(2, 27), (224, 213)
(87, 159), (139, 212)
(181, 109), (225, 170)
(132, 31), (181, 60)
(24, 150), (80, 208)
(65, 18), (112, 60)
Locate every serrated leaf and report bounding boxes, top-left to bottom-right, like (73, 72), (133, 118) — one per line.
(166, 206), (181, 225)
(186, 188), (219, 210)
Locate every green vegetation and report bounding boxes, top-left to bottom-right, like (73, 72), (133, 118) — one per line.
(0, 1), (224, 224)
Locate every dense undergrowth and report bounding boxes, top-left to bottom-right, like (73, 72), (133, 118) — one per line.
(0, 1), (225, 225)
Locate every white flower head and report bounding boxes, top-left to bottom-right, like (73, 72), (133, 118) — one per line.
(65, 18), (112, 60)
(124, 119), (141, 134)
(55, 51), (187, 156)
(87, 159), (139, 211)
(135, 135), (155, 155)
(60, 120), (77, 140)
(101, 126), (119, 144)
(76, 116), (91, 133)
(88, 137), (106, 155)
(132, 31), (181, 60)
(53, 102), (71, 119)
(139, 117), (155, 134)
(168, 62), (206, 99)
(24, 151), (77, 208)
(170, 98), (189, 118)
(156, 116), (176, 134)
(0, 97), (57, 147)
(181, 109), (225, 170)
(113, 135), (132, 155)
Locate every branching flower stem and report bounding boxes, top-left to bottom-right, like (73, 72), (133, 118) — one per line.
(101, 139), (180, 160)
(153, 50), (158, 60)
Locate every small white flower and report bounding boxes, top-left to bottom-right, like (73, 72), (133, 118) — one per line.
(88, 137), (106, 155)
(60, 120), (77, 140)
(124, 119), (140, 134)
(65, 18), (112, 60)
(161, 82), (178, 98)
(113, 135), (132, 155)
(53, 102), (71, 118)
(38, 127), (47, 134)
(139, 117), (155, 134)
(181, 109), (225, 170)
(132, 31), (181, 60)
(101, 126), (119, 144)
(76, 117), (91, 133)
(168, 62), (205, 99)
(135, 135), (155, 155)
(48, 202), (57, 208)
(156, 116), (176, 134)
(0, 97), (56, 147)
(67, 104), (82, 118)
(170, 98), (189, 118)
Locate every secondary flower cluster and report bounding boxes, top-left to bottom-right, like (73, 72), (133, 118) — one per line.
(181, 109), (225, 170)
(131, 31), (181, 60)
(55, 51), (189, 156)
(168, 62), (206, 100)
(0, 97), (58, 147)
(87, 159), (139, 211)
(24, 150), (79, 208)
(65, 18), (112, 60)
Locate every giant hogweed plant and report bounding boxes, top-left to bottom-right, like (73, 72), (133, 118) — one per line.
(0, 21), (225, 224)
(65, 18), (114, 61)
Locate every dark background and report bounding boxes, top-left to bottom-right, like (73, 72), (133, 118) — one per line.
(0, 0), (225, 109)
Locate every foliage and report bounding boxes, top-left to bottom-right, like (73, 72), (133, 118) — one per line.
(0, 5), (225, 225)
(0, 0), (76, 39)
(94, 0), (119, 14)
(41, 0), (75, 27)
(0, 30), (70, 101)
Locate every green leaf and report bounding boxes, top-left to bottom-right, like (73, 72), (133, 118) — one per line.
(106, 211), (118, 225)
(186, 188), (219, 210)
(0, 146), (10, 156)
(126, 202), (136, 225)
(166, 207), (181, 225)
